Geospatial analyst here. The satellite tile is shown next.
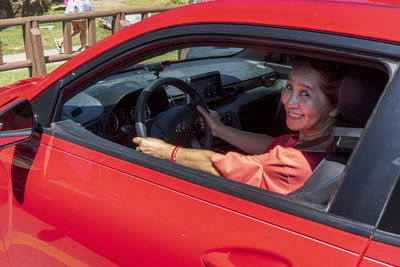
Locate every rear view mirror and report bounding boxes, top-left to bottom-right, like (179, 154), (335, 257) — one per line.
(0, 99), (34, 149)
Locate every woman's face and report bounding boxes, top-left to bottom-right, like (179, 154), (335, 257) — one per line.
(280, 62), (339, 140)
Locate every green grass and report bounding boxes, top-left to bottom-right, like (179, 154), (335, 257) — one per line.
(0, 27), (25, 55)
(0, 64), (63, 87)
(0, 50), (178, 87)
(0, 15), (111, 55)
(0, 69), (29, 87)
(0, 0), (188, 55)
(0, 6), (111, 86)
(147, 51), (179, 62)
(0, 1), (188, 87)
(0, 18), (110, 86)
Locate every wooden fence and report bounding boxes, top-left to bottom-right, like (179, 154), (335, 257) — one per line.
(0, 6), (181, 77)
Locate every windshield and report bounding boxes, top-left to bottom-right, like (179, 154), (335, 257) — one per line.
(182, 46), (244, 60)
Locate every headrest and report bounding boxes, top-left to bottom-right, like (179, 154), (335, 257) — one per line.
(338, 66), (387, 126)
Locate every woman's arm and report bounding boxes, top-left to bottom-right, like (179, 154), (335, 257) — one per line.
(133, 137), (219, 176)
(197, 106), (274, 154)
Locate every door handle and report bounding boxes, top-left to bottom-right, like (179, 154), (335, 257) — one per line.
(203, 252), (232, 267)
(203, 249), (291, 267)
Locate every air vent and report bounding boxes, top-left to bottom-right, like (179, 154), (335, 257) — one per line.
(71, 107), (83, 118)
(233, 74), (278, 94)
(169, 94), (187, 107)
(263, 74), (278, 88)
(221, 86), (237, 104)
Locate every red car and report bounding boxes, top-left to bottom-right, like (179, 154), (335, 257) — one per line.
(1, 0), (400, 266)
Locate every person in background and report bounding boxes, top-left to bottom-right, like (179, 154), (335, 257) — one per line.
(55, 0), (93, 53)
(133, 56), (347, 194)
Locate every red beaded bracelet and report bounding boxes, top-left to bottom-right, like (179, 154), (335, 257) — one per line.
(170, 146), (180, 163)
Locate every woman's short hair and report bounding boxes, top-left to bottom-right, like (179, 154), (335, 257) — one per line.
(292, 56), (347, 107)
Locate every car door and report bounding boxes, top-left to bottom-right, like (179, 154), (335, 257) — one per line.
(17, 122), (370, 267)
(0, 98), (370, 266)
(0, 90), (370, 266)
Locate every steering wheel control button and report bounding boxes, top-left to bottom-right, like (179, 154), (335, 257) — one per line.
(184, 104), (200, 117)
(220, 113), (231, 124)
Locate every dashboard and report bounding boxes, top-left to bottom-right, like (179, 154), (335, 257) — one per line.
(61, 57), (280, 148)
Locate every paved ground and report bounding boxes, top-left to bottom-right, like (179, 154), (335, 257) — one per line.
(3, 46), (83, 62)
(2, 46), (82, 72)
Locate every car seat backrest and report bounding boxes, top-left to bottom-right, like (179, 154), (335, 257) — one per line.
(288, 127), (361, 205)
(288, 153), (348, 204)
(338, 65), (387, 126)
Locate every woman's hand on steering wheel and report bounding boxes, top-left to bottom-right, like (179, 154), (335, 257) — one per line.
(135, 77), (213, 149)
(133, 137), (173, 160)
(196, 105), (224, 138)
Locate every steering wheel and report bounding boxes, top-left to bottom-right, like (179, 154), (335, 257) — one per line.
(135, 77), (213, 149)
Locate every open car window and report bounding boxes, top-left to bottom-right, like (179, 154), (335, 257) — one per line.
(61, 45), (283, 148)
(57, 42), (389, 212)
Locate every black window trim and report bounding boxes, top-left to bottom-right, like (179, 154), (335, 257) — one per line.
(373, 230), (400, 248)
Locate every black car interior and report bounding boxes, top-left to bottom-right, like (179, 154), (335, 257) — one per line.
(60, 46), (389, 206)
(62, 49), (284, 152)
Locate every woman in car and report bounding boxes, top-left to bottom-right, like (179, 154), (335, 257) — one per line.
(133, 57), (346, 194)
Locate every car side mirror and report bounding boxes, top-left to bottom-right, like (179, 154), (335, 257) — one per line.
(0, 99), (34, 149)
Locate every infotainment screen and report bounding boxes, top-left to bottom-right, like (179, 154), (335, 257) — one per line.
(187, 71), (222, 103)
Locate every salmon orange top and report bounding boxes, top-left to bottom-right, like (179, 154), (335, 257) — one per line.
(212, 134), (328, 194)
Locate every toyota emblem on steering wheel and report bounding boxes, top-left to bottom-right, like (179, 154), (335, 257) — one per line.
(175, 121), (188, 134)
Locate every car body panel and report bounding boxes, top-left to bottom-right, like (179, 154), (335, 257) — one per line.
(8, 133), (365, 265)
(0, 160), (10, 267)
(41, 133), (370, 251)
(362, 240), (400, 266)
(0, 77), (43, 108)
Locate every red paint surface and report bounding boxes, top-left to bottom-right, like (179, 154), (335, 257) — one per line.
(8, 134), (365, 265)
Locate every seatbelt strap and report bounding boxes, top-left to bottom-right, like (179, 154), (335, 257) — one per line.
(292, 135), (334, 153)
